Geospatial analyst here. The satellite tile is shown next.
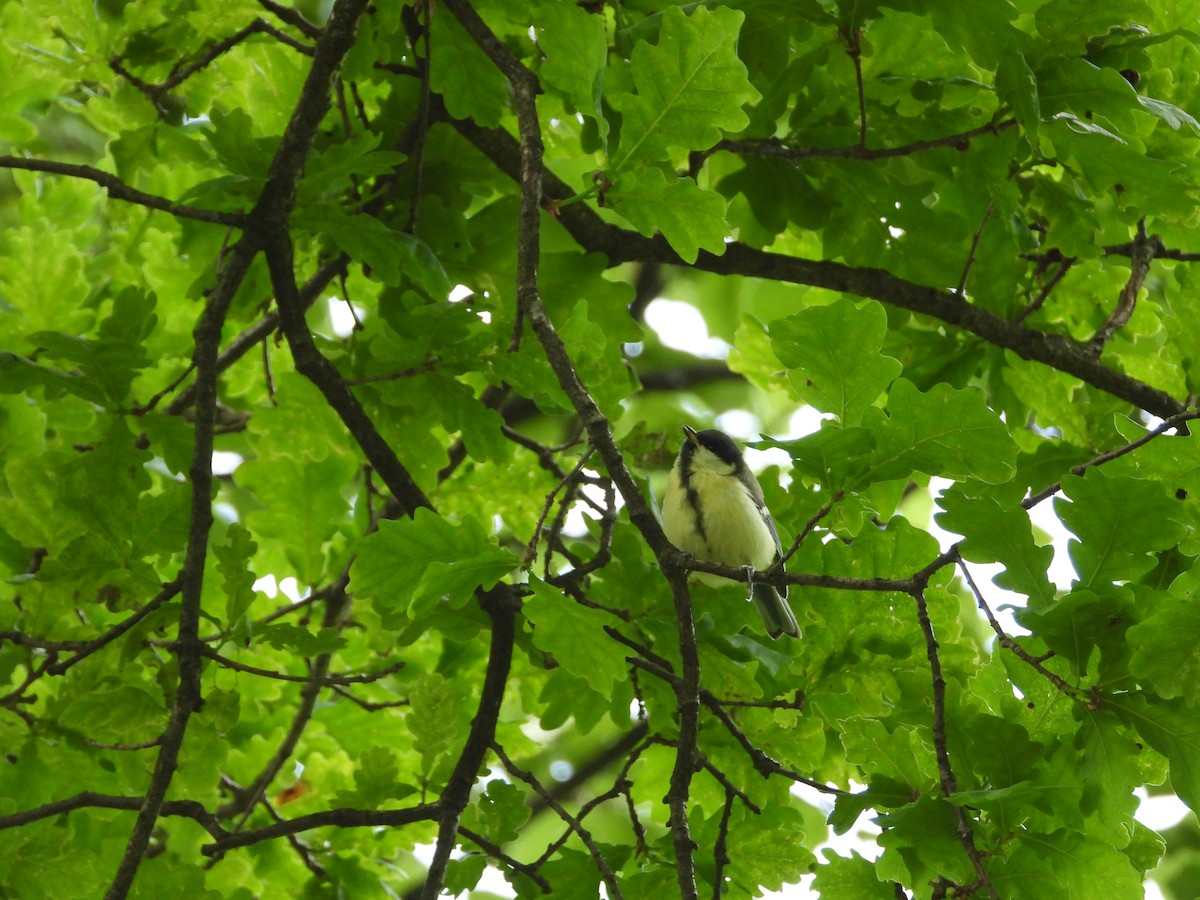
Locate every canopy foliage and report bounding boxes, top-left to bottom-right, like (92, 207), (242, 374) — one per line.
(2, 0), (1200, 898)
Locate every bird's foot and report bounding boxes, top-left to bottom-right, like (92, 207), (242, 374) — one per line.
(741, 565), (756, 598)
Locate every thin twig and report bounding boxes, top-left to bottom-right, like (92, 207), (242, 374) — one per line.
(845, 27), (868, 148)
(910, 587), (999, 899)
(42, 581), (183, 680)
(459, 827), (552, 893)
(773, 491), (843, 570)
(0, 157), (246, 226)
(492, 742), (624, 900)
(954, 555), (1079, 698)
(199, 646), (403, 686)
(526, 447), (596, 563)
(1013, 256), (1074, 324)
(955, 202), (994, 298)
(257, 0), (322, 38)
(1023, 407), (1200, 509)
(713, 119), (1018, 163)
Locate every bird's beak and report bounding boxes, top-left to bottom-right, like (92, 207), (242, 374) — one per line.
(683, 425), (700, 446)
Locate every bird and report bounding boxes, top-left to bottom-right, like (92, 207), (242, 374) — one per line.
(661, 425), (800, 639)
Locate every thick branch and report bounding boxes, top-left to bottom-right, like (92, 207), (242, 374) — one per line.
(420, 585), (519, 899)
(447, 111), (1184, 421)
(262, 232), (432, 514)
(103, 3), (370, 895)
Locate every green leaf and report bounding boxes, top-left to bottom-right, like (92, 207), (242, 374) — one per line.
(408, 672), (462, 782)
(443, 855), (488, 895)
(460, 779), (530, 845)
(1137, 94), (1200, 133)
(1127, 569), (1200, 701)
(876, 796), (975, 888)
(1015, 588), (1128, 677)
(869, 380), (1018, 484)
(241, 453), (355, 586)
(59, 685), (165, 743)
(1056, 469), (1186, 588)
(994, 829), (1143, 899)
(350, 508), (517, 617)
(27, 288), (156, 406)
(1113, 692), (1200, 812)
(812, 850), (896, 899)
(429, 4), (509, 128)
(298, 209), (451, 300)
(611, 5), (760, 168)
(1075, 709), (1141, 835)
(996, 48), (1040, 144)
(762, 424), (876, 491)
(523, 578), (628, 695)
(770, 298), (902, 425)
(337, 746), (417, 808)
(606, 167), (728, 263)
(724, 802), (814, 891)
(202, 106), (273, 181)
(257, 623), (347, 655)
(840, 718), (938, 789)
(0, 351), (107, 405)
(215, 523), (258, 628)
(935, 491), (1056, 607)
(535, 2), (608, 139)
(927, 0), (1020, 69)
(298, 131), (407, 202)
(830, 775), (915, 834)
(1044, 116), (1196, 216)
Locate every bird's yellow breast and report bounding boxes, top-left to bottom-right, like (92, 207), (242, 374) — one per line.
(662, 465), (776, 571)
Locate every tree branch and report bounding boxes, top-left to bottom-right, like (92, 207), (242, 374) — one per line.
(492, 742), (624, 899)
(713, 118), (1018, 163)
(954, 555), (1079, 698)
(440, 5), (704, 892)
(911, 587), (998, 900)
(103, 3), (371, 895)
(0, 792), (224, 839)
(419, 585), (519, 899)
(446, 111), (1184, 421)
(0, 156), (246, 226)
(1088, 218), (1162, 354)
(202, 802), (440, 855)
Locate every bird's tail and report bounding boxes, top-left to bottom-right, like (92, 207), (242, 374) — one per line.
(752, 583), (801, 640)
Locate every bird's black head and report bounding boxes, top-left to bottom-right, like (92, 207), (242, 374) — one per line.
(681, 426), (745, 467)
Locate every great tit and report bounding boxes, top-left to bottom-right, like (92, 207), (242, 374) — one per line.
(661, 425), (800, 639)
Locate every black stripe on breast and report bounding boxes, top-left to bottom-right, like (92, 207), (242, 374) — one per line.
(680, 466), (708, 544)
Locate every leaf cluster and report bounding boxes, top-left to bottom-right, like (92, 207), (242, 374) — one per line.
(2, 1), (1200, 899)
